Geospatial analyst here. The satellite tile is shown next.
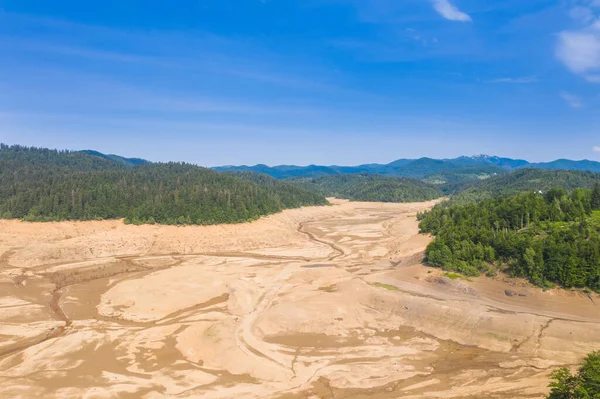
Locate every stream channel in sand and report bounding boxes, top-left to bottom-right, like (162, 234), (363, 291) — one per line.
(0, 199), (599, 398)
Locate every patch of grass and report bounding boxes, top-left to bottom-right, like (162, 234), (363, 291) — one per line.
(443, 272), (473, 282)
(542, 279), (556, 290)
(486, 332), (512, 343)
(444, 272), (461, 280)
(372, 282), (399, 291)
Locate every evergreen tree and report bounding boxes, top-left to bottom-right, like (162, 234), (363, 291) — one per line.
(548, 352), (600, 398)
(289, 173), (443, 203)
(592, 183), (600, 210)
(0, 145), (328, 226)
(419, 189), (600, 290)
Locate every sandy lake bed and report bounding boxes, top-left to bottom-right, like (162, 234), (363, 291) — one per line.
(1, 198), (599, 398)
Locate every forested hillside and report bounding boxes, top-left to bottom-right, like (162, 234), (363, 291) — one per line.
(213, 157), (508, 182)
(449, 169), (600, 204)
(80, 150), (149, 167)
(528, 159), (600, 173)
(291, 174), (443, 203)
(213, 155), (600, 182)
(0, 144), (125, 172)
(227, 171), (334, 205)
(424, 165), (505, 193)
(215, 163), (403, 179)
(0, 145), (328, 225)
(419, 185), (600, 290)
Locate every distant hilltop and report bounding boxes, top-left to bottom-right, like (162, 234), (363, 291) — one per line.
(212, 155), (600, 180)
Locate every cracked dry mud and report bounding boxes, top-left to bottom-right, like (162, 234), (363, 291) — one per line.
(1, 199), (599, 398)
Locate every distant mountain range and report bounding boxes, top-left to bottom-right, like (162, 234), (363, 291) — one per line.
(56, 150), (600, 192)
(213, 155), (600, 183)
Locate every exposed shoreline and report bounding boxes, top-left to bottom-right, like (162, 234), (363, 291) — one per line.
(1, 199), (598, 398)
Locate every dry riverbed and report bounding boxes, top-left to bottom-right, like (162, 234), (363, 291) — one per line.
(0, 199), (599, 398)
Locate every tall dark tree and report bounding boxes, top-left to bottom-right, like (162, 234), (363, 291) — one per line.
(592, 182), (600, 210)
(548, 351), (600, 398)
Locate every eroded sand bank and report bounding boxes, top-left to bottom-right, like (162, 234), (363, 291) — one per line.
(1, 199), (599, 398)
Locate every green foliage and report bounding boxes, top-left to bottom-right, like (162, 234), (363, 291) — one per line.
(80, 150), (149, 167)
(548, 351), (600, 398)
(592, 183), (600, 211)
(397, 158), (507, 182)
(449, 169), (600, 205)
(420, 189), (600, 290)
(424, 165), (506, 193)
(290, 173), (443, 203)
(0, 144), (328, 225)
(213, 156), (515, 183)
(371, 282), (400, 291)
(444, 273), (462, 280)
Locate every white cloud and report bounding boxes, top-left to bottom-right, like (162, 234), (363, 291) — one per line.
(570, 6), (595, 23)
(487, 76), (539, 84)
(556, 30), (600, 73)
(431, 0), (472, 22)
(594, 146), (600, 152)
(557, 2), (600, 80)
(586, 74), (600, 82)
(560, 91), (584, 108)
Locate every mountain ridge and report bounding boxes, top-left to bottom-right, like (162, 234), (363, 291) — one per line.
(212, 155), (600, 181)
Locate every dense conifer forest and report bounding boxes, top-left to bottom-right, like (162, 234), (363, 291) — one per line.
(290, 174), (443, 203)
(0, 145), (328, 225)
(419, 185), (600, 291)
(448, 169), (600, 204)
(547, 351), (600, 398)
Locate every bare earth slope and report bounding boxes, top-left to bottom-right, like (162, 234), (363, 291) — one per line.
(0, 199), (599, 398)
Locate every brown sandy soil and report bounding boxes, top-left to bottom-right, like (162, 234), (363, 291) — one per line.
(0, 198), (599, 398)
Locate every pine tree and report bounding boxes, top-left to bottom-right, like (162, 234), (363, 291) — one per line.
(547, 351), (600, 398)
(591, 183), (600, 210)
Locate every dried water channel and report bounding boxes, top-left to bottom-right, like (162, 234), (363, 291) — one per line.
(0, 199), (599, 398)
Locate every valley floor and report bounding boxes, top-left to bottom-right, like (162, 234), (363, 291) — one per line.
(0, 199), (599, 398)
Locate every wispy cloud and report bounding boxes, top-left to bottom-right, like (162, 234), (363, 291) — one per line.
(585, 74), (600, 82)
(8, 39), (180, 67)
(556, 31), (600, 73)
(556, 2), (600, 81)
(569, 6), (595, 24)
(431, 0), (472, 22)
(487, 76), (539, 84)
(1, 12), (349, 95)
(594, 146), (600, 152)
(560, 91), (583, 108)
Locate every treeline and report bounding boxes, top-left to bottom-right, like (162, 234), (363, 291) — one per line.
(419, 185), (600, 290)
(449, 169), (600, 205)
(0, 144), (124, 171)
(547, 351), (600, 398)
(291, 173), (443, 203)
(0, 145), (328, 225)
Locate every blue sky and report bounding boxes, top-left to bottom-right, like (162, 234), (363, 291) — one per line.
(1, 0), (600, 166)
